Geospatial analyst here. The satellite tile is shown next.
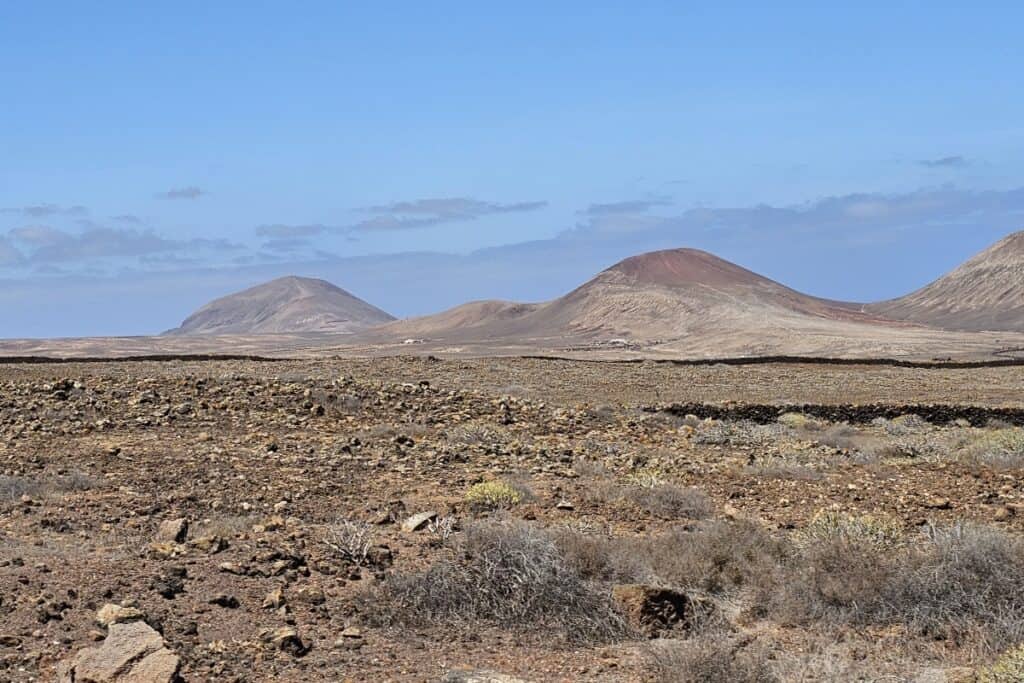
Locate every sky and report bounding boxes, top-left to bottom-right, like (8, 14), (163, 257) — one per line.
(2, 2), (1024, 337)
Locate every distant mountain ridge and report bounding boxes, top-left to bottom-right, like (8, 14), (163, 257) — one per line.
(374, 247), (894, 343)
(165, 276), (395, 335)
(165, 232), (1024, 344)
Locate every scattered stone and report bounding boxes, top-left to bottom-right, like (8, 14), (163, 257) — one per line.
(189, 534), (228, 554)
(265, 626), (307, 656)
(95, 604), (144, 627)
(294, 585), (326, 605)
(148, 542), (186, 560)
(262, 588), (286, 609)
(152, 566), (187, 599)
(155, 518), (189, 544)
(208, 593), (240, 609)
(924, 497), (952, 510)
(57, 620), (179, 683)
(555, 500), (574, 511)
(401, 510), (438, 532)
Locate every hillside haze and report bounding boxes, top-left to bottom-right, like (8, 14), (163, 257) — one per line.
(166, 276), (395, 335)
(869, 231), (1024, 332)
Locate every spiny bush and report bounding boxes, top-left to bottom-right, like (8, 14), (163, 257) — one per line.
(363, 520), (629, 643)
(323, 519), (374, 567)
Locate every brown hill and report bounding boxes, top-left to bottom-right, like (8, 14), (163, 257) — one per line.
(376, 248), (892, 344)
(868, 231), (1024, 332)
(166, 276), (395, 335)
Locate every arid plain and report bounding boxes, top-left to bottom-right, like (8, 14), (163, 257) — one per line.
(4, 356), (1024, 681)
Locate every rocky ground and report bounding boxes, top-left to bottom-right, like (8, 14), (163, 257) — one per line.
(3, 357), (1024, 682)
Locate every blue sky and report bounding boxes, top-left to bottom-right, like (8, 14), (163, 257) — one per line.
(2, 2), (1024, 337)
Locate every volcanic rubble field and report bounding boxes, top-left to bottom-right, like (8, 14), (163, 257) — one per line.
(4, 357), (1024, 681)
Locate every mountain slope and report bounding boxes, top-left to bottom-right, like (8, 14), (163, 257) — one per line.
(376, 248), (891, 343)
(166, 276), (395, 335)
(868, 231), (1024, 332)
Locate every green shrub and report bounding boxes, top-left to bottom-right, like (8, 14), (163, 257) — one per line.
(464, 480), (524, 511)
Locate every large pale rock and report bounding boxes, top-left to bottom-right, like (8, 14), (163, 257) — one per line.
(401, 510), (438, 532)
(57, 620), (179, 682)
(154, 518), (188, 544)
(95, 604), (144, 627)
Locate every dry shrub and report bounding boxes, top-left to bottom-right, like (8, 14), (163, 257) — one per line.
(797, 509), (903, 549)
(192, 513), (256, 539)
(876, 414), (930, 436)
(743, 454), (823, 481)
(0, 475), (46, 501)
(557, 519), (786, 598)
(959, 428), (1024, 469)
(323, 519), (374, 567)
(445, 422), (512, 446)
(363, 520), (629, 643)
(573, 458), (610, 479)
(0, 471), (98, 501)
(809, 423), (867, 451)
(884, 523), (1024, 652)
(625, 482), (713, 520)
(643, 521), (787, 596)
(693, 421), (787, 447)
(777, 412), (823, 431)
(774, 521), (1024, 654)
(645, 636), (778, 683)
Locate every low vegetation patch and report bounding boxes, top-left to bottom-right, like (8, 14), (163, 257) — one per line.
(645, 635), (778, 683)
(363, 520), (629, 643)
(463, 479), (530, 511)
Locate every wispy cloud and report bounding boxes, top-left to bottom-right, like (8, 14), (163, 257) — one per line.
(348, 197), (547, 231)
(582, 198), (672, 216)
(255, 223), (328, 238)
(1, 203), (88, 218)
(5, 225), (240, 264)
(155, 186), (206, 200)
(919, 155), (969, 169)
(112, 214), (143, 224)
